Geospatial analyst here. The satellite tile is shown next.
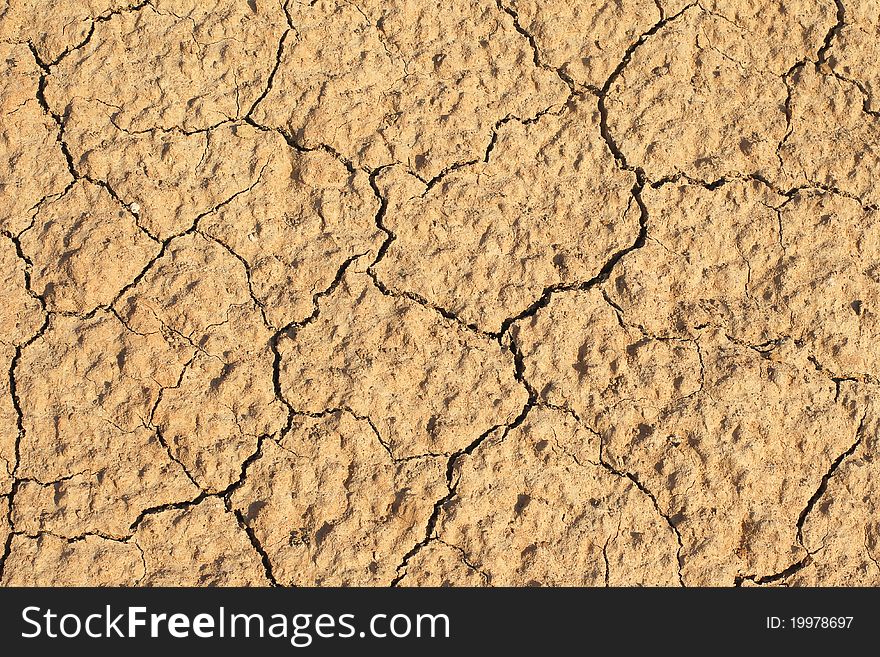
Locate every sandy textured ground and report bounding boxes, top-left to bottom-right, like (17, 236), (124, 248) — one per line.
(1, 0), (879, 587)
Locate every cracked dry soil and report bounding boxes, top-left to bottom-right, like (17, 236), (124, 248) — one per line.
(1, 0), (879, 588)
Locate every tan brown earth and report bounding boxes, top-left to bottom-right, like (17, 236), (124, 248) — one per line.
(1, 0), (878, 587)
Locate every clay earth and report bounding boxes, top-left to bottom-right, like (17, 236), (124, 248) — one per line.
(1, 0), (879, 586)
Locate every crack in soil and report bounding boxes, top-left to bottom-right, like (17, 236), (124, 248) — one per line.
(389, 337), (537, 586)
(816, 0), (845, 66)
(597, 434), (687, 587)
(4, 0), (879, 587)
(734, 405), (867, 586)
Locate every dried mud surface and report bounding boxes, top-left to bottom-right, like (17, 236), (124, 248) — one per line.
(1, 0), (879, 587)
